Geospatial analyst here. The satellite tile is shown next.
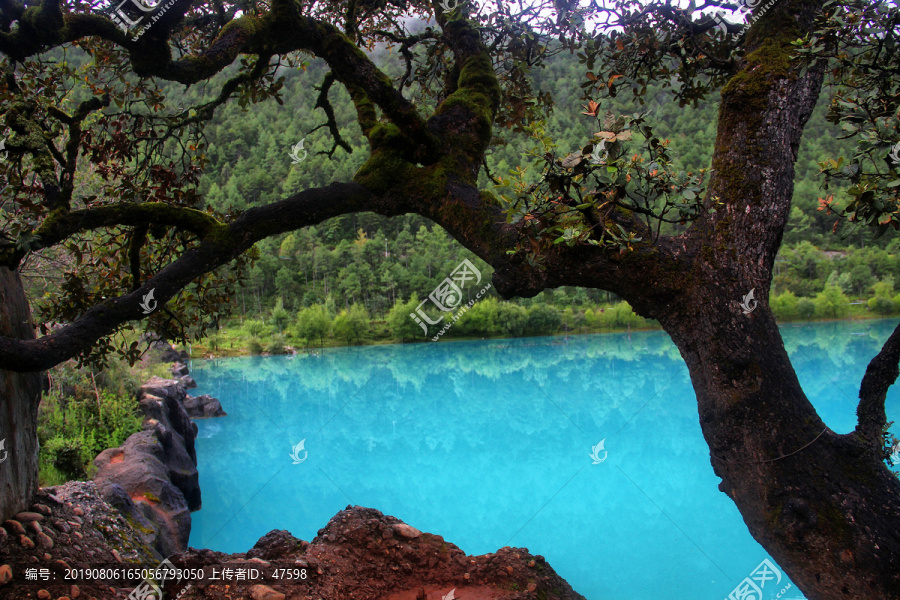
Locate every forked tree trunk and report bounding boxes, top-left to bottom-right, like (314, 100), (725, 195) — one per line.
(0, 266), (41, 519)
(658, 295), (900, 599)
(632, 1), (900, 594)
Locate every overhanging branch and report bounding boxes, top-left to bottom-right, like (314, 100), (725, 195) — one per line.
(0, 203), (224, 269)
(0, 182), (376, 372)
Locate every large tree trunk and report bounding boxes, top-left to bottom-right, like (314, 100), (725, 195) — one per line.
(0, 267), (41, 520)
(660, 299), (900, 598)
(636, 2), (900, 596)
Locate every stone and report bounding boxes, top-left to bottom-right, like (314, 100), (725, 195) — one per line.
(391, 523), (421, 539)
(43, 553), (51, 561)
(19, 535), (34, 549)
(0, 528), (6, 546)
(70, 584), (80, 598)
(50, 560), (70, 572)
(37, 590), (50, 599)
(183, 394), (227, 418)
(15, 512), (44, 523)
(72, 507), (84, 517)
(93, 432), (195, 557)
(527, 559), (536, 567)
(248, 584), (285, 600)
(178, 375), (198, 389)
(3, 520), (26, 536)
(527, 583), (537, 592)
(247, 530), (303, 561)
(38, 532), (53, 548)
(27, 521), (41, 534)
(31, 504), (52, 516)
(0, 564), (11, 584)
(171, 362), (190, 377)
(96, 484), (158, 556)
(53, 520), (70, 534)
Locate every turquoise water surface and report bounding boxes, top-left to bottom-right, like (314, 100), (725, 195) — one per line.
(187, 319), (900, 600)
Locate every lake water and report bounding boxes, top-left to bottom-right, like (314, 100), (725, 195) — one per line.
(187, 319), (900, 600)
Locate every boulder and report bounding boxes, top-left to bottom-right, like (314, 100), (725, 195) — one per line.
(140, 377), (186, 403)
(146, 339), (188, 363)
(93, 431), (193, 557)
(96, 482), (160, 560)
(178, 375), (197, 389)
(93, 376), (202, 556)
(170, 362), (190, 377)
(246, 530), (303, 561)
(183, 394), (227, 418)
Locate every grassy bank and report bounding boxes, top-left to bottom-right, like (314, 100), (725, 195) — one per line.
(187, 290), (896, 358)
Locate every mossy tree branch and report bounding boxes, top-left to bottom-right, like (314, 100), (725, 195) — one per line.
(0, 182), (376, 372)
(0, 203), (224, 268)
(0, 5), (437, 157)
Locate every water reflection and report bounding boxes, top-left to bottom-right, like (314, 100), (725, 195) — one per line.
(188, 319), (899, 600)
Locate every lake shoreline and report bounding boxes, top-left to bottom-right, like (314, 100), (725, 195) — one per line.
(188, 313), (897, 359)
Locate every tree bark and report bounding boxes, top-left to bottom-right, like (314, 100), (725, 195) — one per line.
(634, 2), (900, 595)
(0, 267), (41, 520)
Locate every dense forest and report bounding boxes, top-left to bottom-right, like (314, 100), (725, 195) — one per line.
(20, 45), (900, 350)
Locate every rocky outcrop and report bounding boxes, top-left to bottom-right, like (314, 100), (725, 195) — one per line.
(183, 394), (226, 419)
(170, 362), (190, 377)
(145, 337), (189, 363)
(0, 481), (159, 566)
(0, 500), (586, 600)
(93, 377), (201, 558)
(169, 362), (226, 418)
(177, 506), (587, 599)
(89, 361), (227, 558)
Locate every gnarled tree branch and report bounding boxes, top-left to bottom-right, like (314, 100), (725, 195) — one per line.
(857, 321), (900, 451)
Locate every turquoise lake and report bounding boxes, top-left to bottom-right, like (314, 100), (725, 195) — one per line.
(187, 319), (900, 600)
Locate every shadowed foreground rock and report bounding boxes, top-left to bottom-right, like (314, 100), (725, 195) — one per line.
(92, 376), (201, 558)
(0, 501), (586, 600)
